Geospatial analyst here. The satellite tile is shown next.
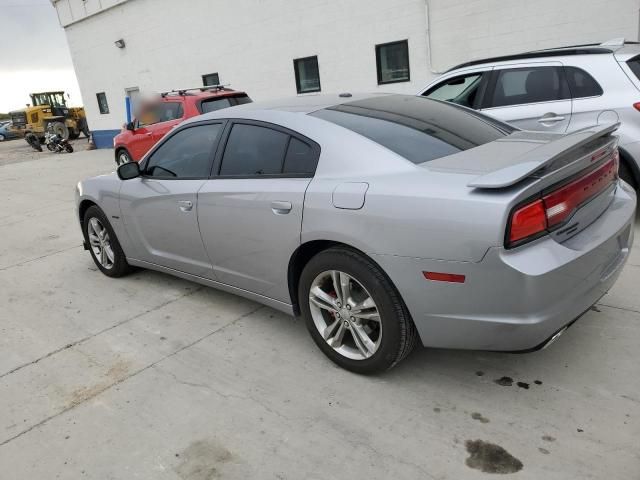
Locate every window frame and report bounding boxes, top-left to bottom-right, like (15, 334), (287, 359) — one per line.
(375, 40), (410, 85)
(96, 92), (109, 114)
(139, 120), (226, 181)
(293, 56), (321, 94)
(202, 72), (220, 87)
(482, 65), (570, 110)
(212, 119), (321, 179)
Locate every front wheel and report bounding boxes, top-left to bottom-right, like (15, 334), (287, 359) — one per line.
(65, 143), (74, 153)
(82, 206), (132, 278)
(299, 247), (418, 374)
(116, 149), (132, 166)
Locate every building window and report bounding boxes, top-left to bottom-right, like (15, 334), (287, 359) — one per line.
(293, 56), (321, 94)
(202, 73), (220, 87)
(376, 40), (410, 85)
(96, 92), (109, 114)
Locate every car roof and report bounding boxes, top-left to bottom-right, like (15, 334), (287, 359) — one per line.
(192, 92), (395, 118)
(445, 39), (640, 72)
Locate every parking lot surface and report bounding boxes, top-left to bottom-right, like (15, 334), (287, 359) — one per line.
(0, 147), (638, 479)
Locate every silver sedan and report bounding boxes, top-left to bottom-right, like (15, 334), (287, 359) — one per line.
(75, 94), (636, 373)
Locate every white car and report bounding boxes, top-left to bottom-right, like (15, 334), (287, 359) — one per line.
(419, 38), (640, 189)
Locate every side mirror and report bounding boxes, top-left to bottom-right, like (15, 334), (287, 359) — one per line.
(126, 121), (135, 131)
(117, 161), (141, 180)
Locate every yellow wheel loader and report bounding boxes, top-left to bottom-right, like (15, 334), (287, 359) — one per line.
(17, 92), (89, 141)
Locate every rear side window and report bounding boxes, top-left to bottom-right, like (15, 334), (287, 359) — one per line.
(220, 124), (289, 176)
(310, 96), (509, 164)
(219, 123), (319, 176)
(199, 95), (253, 113)
(565, 67), (603, 98)
(145, 124), (221, 178)
(488, 66), (569, 107)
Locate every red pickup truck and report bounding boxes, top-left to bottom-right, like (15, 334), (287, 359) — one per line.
(113, 87), (252, 165)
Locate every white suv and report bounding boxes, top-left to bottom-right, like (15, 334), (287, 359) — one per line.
(419, 39), (640, 188)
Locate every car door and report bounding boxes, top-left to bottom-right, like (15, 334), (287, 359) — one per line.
(479, 62), (572, 132)
(119, 122), (224, 276)
(421, 67), (492, 109)
(197, 120), (320, 302)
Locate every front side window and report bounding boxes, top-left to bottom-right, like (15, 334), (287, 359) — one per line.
(96, 92), (109, 114)
(376, 40), (410, 84)
(424, 73), (484, 108)
(488, 66), (569, 108)
(145, 124), (222, 179)
(138, 102), (183, 127)
(311, 96), (509, 164)
(565, 66), (603, 98)
(294, 56), (321, 94)
(220, 124), (289, 176)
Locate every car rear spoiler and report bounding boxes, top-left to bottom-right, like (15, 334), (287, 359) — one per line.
(468, 123), (620, 189)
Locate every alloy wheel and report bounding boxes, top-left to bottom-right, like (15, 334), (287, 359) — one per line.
(87, 217), (115, 269)
(117, 152), (130, 165)
(308, 270), (382, 360)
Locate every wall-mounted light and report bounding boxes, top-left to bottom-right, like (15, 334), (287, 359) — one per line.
(114, 39), (126, 49)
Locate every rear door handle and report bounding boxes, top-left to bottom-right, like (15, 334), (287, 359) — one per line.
(537, 115), (565, 124)
(271, 201), (292, 215)
(178, 200), (193, 212)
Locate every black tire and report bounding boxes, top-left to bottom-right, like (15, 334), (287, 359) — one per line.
(0, 134), (5, 142)
(65, 144), (74, 153)
(82, 205), (132, 278)
(298, 247), (418, 374)
(115, 149), (132, 166)
(46, 142), (56, 152)
(619, 158), (637, 190)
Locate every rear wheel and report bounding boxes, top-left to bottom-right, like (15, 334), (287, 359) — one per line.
(83, 205), (132, 278)
(65, 143), (74, 153)
(299, 247), (418, 373)
(0, 134), (5, 142)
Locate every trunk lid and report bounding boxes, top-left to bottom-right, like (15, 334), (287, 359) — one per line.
(425, 123), (621, 246)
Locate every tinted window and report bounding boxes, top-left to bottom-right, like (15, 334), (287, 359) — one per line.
(565, 66), (603, 98)
(220, 124), (289, 176)
(294, 56), (321, 94)
(283, 138), (317, 175)
(376, 40), (410, 84)
(145, 124), (221, 178)
(424, 73), (483, 108)
(311, 96), (509, 164)
(201, 98), (233, 113)
(489, 66), (569, 107)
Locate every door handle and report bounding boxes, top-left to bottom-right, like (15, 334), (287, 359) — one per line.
(271, 201), (292, 215)
(537, 115), (565, 124)
(178, 200), (193, 212)
(146, 132), (153, 136)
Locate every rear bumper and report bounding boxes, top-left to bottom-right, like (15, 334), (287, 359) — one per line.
(374, 183), (636, 351)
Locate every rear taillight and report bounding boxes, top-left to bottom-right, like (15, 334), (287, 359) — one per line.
(506, 150), (619, 247)
(633, 102), (640, 112)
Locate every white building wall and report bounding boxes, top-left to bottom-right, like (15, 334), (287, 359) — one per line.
(54, 0), (640, 132)
(58, 0), (430, 131)
(427, 0), (640, 73)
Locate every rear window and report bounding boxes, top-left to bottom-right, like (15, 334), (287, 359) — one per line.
(200, 94), (252, 113)
(627, 56), (640, 81)
(310, 96), (511, 164)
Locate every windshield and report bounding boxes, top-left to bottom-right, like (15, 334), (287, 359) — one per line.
(311, 95), (513, 164)
(31, 92), (66, 107)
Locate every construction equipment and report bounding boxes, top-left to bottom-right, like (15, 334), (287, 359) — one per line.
(16, 91), (89, 141)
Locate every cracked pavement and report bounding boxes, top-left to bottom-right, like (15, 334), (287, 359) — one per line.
(0, 148), (638, 479)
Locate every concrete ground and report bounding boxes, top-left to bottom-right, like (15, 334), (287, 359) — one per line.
(0, 135), (91, 167)
(0, 146), (638, 480)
